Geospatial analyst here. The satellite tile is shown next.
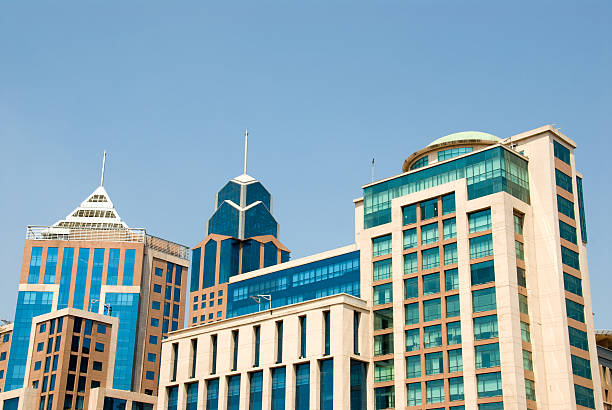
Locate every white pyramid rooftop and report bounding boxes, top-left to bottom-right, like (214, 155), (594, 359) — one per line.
(52, 186), (128, 230)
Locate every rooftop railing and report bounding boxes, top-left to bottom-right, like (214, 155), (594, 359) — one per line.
(26, 226), (190, 260)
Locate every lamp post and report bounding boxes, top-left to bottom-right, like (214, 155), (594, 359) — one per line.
(249, 294), (272, 312)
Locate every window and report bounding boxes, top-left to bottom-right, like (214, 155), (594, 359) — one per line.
(448, 349), (463, 372)
(571, 355), (592, 379)
(569, 326), (589, 351)
(145, 371), (155, 381)
(231, 330), (239, 371)
(476, 343), (501, 368)
(515, 240), (525, 261)
(471, 260), (495, 285)
(425, 352), (443, 375)
(473, 287), (496, 312)
(407, 382), (421, 406)
(149, 336), (157, 345)
(373, 259), (392, 281)
(470, 234), (493, 259)
(423, 273), (440, 295)
(254, 325), (261, 365)
(206, 379), (219, 410)
(271, 367), (286, 410)
(276, 321), (283, 363)
(445, 268), (459, 290)
(477, 372), (502, 397)
(474, 315), (498, 340)
(95, 342), (104, 352)
(443, 218), (457, 239)
(521, 321), (531, 343)
(442, 192), (456, 214)
(557, 195), (575, 219)
(374, 333), (393, 356)
(564, 273), (583, 296)
(576, 176), (588, 243)
(153, 284), (162, 293)
(519, 294), (529, 315)
(28, 247), (43, 284)
(447, 321), (462, 345)
(403, 204), (417, 225)
(574, 384), (596, 409)
(469, 209), (492, 233)
(372, 235), (392, 257)
(96, 324), (106, 334)
(523, 350), (533, 371)
(559, 220), (578, 244)
(517, 267), (526, 287)
(566, 299), (585, 322)
(427, 379), (444, 403)
(424, 299), (441, 322)
(556, 169), (573, 193)
(421, 198), (438, 220)
(405, 303), (419, 325)
(411, 155), (429, 170)
(374, 360), (394, 382)
(211, 335), (217, 374)
(353, 312), (360, 355)
(404, 253), (418, 274)
(375, 386), (395, 409)
(152, 301), (160, 310)
(186, 382), (198, 410)
(424, 325), (442, 348)
(295, 363), (310, 410)
(147, 353), (156, 363)
(561, 246), (580, 270)
(373, 283), (393, 305)
(150, 318), (159, 327)
(422, 248), (440, 269)
(554, 140), (571, 165)
(249, 372), (263, 410)
(403, 229), (417, 249)
(406, 355), (421, 378)
(374, 308), (393, 330)
(299, 316), (307, 358)
(444, 243), (458, 265)
(404, 277), (418, 299)
(421, 223), (439, 245)
(449, 377), (464, 401)
(405, 328), (420, 352)
(227, 375), (241, 410)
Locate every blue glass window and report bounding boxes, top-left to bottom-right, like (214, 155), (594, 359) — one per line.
(423, 273), (440, 295)
(476, 343), (501, 368)
(246, 182), (272, 210)
(443, 218), (457, 239)
(410, 155), (428, 170)
(374, 359), (394, 382)
(244, 203), (279, 238)
(208, 202), (240, 238)
(405, 303), (419, 325)
(249, 371), (263, 410)
(104, 293), (139, 390)
(405, 328), (420, 352)
(447, 321), (461, 345)
(559, 221), (578, 244)
(554, 140), (571, 164)
(122, 249), (136, 286)
(190, 247), (201, 292)
(420, 198), (438, 220)
(43, 248), (58, 284)
(404, 252), (418, 274)
(424, 324), (442, 348)
(89, 248), (105, 312)
(470, 234), (493, 259)
(407, 382), (421, 406)
(446, 295), (460, 317)
(403, 228), (417, 249)
(445, 268), (459, 290)
(375, 386), (395, 409)
(422, 247), (440, 270)
(271, 367), (286, 410)
(403, 204), (417, 225)
(404, 277), (418, 299)
(571, 355), (592, 379)
(439, 147), (473, 161)
(373, 259), (392, 281)
(152, 301), (160, 310)
(406, 355), (420, 378)
(442, 192), (456, 214)
(166, 262), (174, 283)
(449, 377), (464, 401)
(426, 351), (443, 375)
(372, 235), (392, 257)
(471, 260), (495, 285)
(217, 181), (241, 207)
(295, 364), (310, 410)
(206, 379), (219, 410)
(349, 361), (366, 410)
(203, 241), (218, 288)
(145, 371), (155, 380)
(427, 379), (444, 404)
(477, 372), (502, 397)
(444, 242), (458, 265)
(469, 209), (492, 233)
(72, 248), (90, 310)
(561, 246), (580, 270)
(167, 386), (178, 410)
(576, 176), (587, 243)
(569, 326), (589, 351)
(474, 315), (498, 340)
(227, 375), (241, 410)
(106, 248), (120, 286)
(374, 333), (393, 356)
(448, 349), (463, 372)
(186, 382), (198, 410)
(373, 283), (393, 305)
(364, 147), (530, 228)
(555, 169), (573, 193)
(574, 384), (595, 409)
(153, 284), (161, 293)
(479, 404), (503, 410)
(473, 287), (496, 312)
(264, 242), (278, 268)
(241, 240), (261, 274)
(424, 298), (441, 322)
(27, 247), (43, 284)
(174, 266), (182, 286)
(421, 223), (439, 245)
(557, 195), (575, 219)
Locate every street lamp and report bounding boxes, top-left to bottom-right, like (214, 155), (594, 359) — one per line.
(249, 294), (272, 312)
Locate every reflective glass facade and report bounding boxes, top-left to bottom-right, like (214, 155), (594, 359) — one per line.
(104, 292), (139, 390)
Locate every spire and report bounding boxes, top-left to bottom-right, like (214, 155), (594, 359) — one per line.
(100, 150), (107, 187)
(243, 129), (248, 175)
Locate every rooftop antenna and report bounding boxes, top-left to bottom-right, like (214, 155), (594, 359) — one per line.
(243, 130), (248, 174)
(100, 150), (107, 186)
(371, 158), (375, 183)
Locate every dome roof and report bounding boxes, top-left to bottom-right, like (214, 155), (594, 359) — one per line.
(427, 131), (500, 147)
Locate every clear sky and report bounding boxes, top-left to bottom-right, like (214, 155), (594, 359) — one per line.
(1, 1), (610, 327)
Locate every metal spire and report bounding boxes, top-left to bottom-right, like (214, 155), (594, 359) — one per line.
(243, 129), (248, 174)
(100, 150), (107, 186)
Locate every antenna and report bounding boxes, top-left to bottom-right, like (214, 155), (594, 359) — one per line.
(371, 158), (375, 183)
(243, 130), (248, 174)
(100, 151), (107, 186)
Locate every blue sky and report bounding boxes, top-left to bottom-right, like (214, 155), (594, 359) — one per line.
(1, 1), (610, 327)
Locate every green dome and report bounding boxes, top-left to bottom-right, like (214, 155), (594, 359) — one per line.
(427, 131), (500, 147)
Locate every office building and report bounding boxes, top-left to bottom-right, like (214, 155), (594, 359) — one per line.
(596, 331), (612, 409)
(158, 126), (603, 410)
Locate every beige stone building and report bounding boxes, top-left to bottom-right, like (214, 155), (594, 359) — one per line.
(158, 126), (602, 410)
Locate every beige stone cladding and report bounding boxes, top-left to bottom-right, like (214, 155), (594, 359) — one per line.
(88, 387), (157, 409)
(157, 294), (369, 410)
(0, 387), (39, 410)
(0, 324), (13, 393)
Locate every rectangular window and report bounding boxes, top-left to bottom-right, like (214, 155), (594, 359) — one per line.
(420, 198), (438, 220)
(576, 176), (587, 243)
(566, 299), (585, 322)
(447, 321), (462, 345)
(403, 204), (417, 225)
(517, 267), (526, 287)
(404, 252), (418, 274)
(470, 234), (493, 259)
(525, 379), (536, 401)
(561, 246), (580, 270)
(405, 303), (419, 325)
(446, 295), (460, 317)
(471, 260), (495, 285)
(425, 351), (443, 375)
(556, 169), (573, 193)
(444, 243), (458, 265)
(271, 367), (286, 410)
(299, 316), (307, 358)
(206, 379), (219, 410)
(254, 326), (261, 366)
(167, 386), (178, 410)
(424, 298), (441, 322)
(422, 247), (440, 269)
(424, 324), (442, 348)
(374, 308), (393, 331)
(44, 247), (58, 284)
(271, 321), (283, 364)
(403, 229), (417, 249)
(427, 379), (444, 403)
(554, 140), (571, 165)
(323, 312), (330, 356)
(404, 277), (418, 299)
(477, 372), (502, 398)
(28, 247), (43, 284)
(448, 349), (463, 372)
(515, 240), (525, 261)
(186, 382), (198, 410)
(474, 315), (498, 340)
(514, 213), (524, 235)
(473, 287), (496, 312)
(445, 268), (459, 290)
(421, 223), (439, 245)
(469, 209), (492, 233)
(374, 359), (394, 382)
(295, 363), (310, 410)
(449, 377), (464, 401)
(521, 321), (531, 343)
(423, 273), (440, 295)
(227, 375), (241, 410)
(569, 326), (589, 351)
(442, 192), (456, 214)
(559, 220), (578, 244)
(406, 355), (421, 378)
(523, 350), (533, 371)
(519, 294), (529, 315)
(374, 333), (394, 356)
(372, 235), (392, 257)
(231, 330), (239, 371)
(249, 371), (263, 410)
(122, 249), (136, 286)
(407, 382), (421, 406)
(405, 328), (420, 352)
(558, 194), (575, 219)
(443, 218), (457, 239)
(373, 259), (392, 281)
(571, 355), (592, 379)
(73, 248), (89, 310)
(375, 386), (395, 410)
(373, 283), (393, 305)
(170, 343), (178, 382)
(564, 273), (583, 296)
(210, 335), (217, 374)
(475, 343), (501, 368)
(190, 339), (197, 378)
(353, 311), (360, 355)
(574, 384), (596, 409)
